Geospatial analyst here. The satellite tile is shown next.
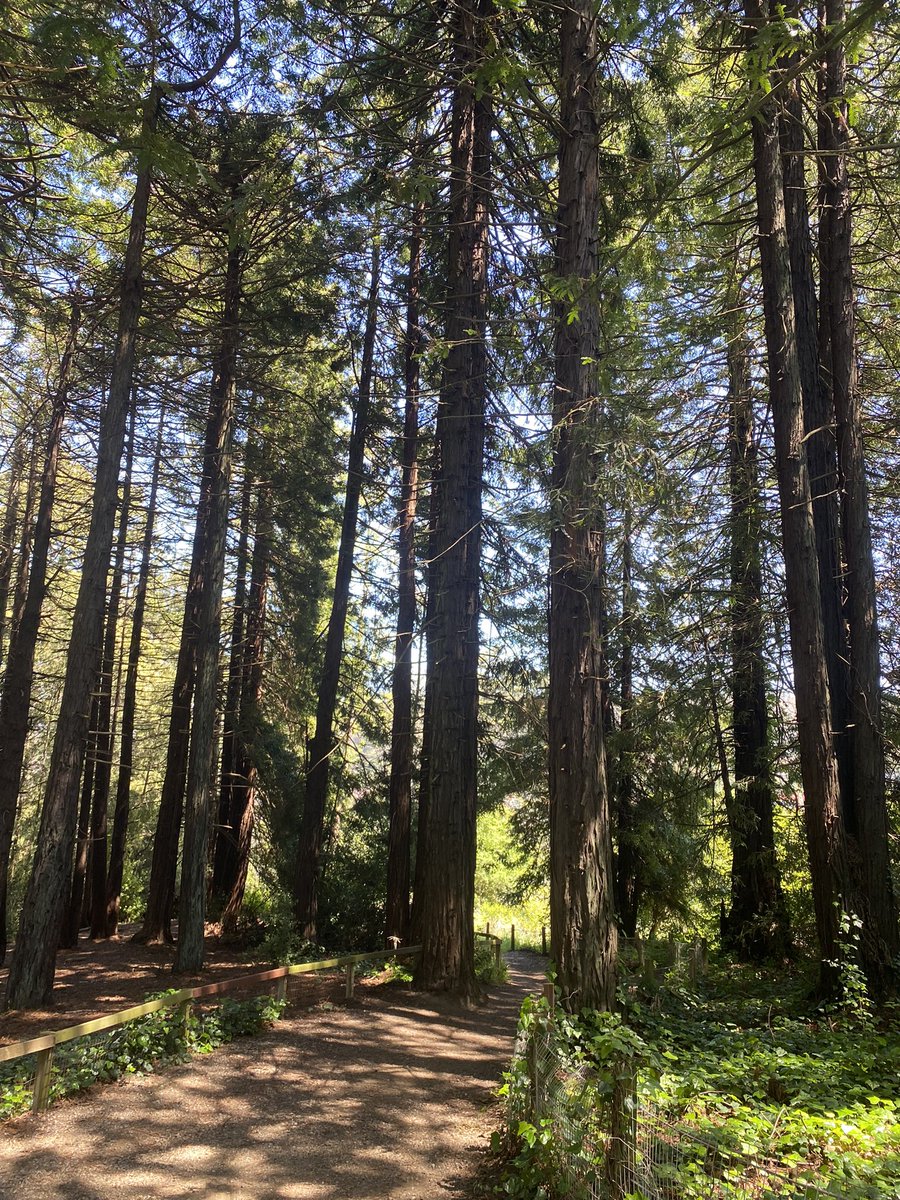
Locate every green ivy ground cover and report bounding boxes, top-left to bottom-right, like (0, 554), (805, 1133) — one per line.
(496, 964), (900, 1199)
(625, 965), (900, 1198)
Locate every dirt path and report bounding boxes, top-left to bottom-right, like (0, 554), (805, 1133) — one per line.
(0, 952), (544, 1200)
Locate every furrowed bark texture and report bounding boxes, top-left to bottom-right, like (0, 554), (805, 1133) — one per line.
(819, 0), (897, 982)
(5, 89), (156, 1009)
(0, 307), (78, 964)
(385, 211), (422, 947)
(176, 222), (243, 974)
(413, 0), (491, 1000)
(293, 236), (380, 942)
(723, 306), (790, 960)
(548, 0), (617, 1013)
(743, 0), (843, 995)
(779, 32), (853, 805)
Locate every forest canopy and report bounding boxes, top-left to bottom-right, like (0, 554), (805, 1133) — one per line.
(0, 0), (898, 1017)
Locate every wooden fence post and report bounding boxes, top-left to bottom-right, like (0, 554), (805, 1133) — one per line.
(178, 998), (191, 1046)
(494, 937), (501, 971)
(541, 925), (547, 955)
(31, 1047), (53, 1112)
(510, 924), (516, 951)
(275, 974), (288, 1002)
(345, 963), (356, 999)
(542, 981), (555, 1012)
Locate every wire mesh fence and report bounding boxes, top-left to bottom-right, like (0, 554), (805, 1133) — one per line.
(511, 1018), (826, 1200)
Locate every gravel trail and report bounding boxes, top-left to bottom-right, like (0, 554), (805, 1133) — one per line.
(0, 952), (544, 1200)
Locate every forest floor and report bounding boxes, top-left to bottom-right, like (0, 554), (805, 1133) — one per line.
(0, 925), (344, 1045)
(0, 946), (544, 1199)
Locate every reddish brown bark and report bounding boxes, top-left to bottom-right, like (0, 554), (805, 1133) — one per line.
(413, 0), (491, 1001)
(778, 23), (853, 807)
(722, 298), (790, 960)
(743, 0), (844, 996)
(548, 0), (617, 1013)
(176, 199), (244, 973)
(819, 0), (897, 985)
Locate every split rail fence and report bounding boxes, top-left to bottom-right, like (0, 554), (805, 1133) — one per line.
(0, 942), (436, 1114)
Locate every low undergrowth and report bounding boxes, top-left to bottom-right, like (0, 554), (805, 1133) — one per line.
(0, 992), (285, 1120)
(493, 961), (900, 1198)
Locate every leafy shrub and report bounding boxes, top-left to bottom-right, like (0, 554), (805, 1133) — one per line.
(493, 967), (900, 1199)
(476, 937), (509, 985)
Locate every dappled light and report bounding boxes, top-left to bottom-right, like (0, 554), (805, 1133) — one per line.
(0, 956), (545, 1197)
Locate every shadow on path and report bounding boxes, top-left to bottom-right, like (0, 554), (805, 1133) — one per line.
(0, 952), (546, 1200)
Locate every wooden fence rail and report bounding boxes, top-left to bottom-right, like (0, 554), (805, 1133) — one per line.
(0, 943), (423, 1113)
(474, 930), (503, 971)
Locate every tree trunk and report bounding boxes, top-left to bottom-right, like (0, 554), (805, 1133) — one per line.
(0, 303), (79, 966)
(779, 24), (853, 807)
(0, 430), (25, 667)
(61, 705), (98, 950)
(135, 441), (210, 946)
(385, 210), (422, 948)
(548, 0), (617, 1014)
(6, 140), (153, 1006)
(5, 89), (157, 1008)
(819, 0), (897, 986)
(175, 222), (244, 974)
(408, 436), (440, 947)
(106, 406), (165, 935)
(743, 0), (844, 997)
(87, 402), (135, 938)
(722, 292), (791, 961)
(613, 510), (640, 939)
(293, 235), (380, 942)
(210, 460), (253, 906)
(9, 424), (40, 652)
(221, 484), (271, 930)
(412, 0), (491, 1001)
